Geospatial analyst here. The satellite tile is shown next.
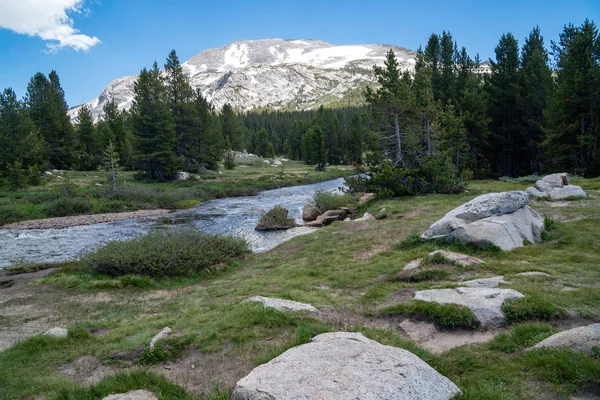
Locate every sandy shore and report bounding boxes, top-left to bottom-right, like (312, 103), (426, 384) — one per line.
(0, 209), (170, 230)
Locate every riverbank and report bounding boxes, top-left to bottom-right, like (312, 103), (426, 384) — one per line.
(0, 161), (353, 226)
(0, 209), (170, 230)
(1, 178), (599, 399)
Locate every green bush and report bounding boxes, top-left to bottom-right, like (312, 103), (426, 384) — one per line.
(311, 190), (353, 212)
(44, 197), (93, 217)
(381, 300), (479, 329)
(137, 336), (193, 365)
(224, 151), (236, 170)
(82, 229), (249, 277)
(503, 295), (562, 323)
(499, 175), (540, 184)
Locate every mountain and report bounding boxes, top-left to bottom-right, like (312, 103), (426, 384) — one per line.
(69, 39), (419, 121)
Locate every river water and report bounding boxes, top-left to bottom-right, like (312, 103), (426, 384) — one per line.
(0, 178), (346, 268)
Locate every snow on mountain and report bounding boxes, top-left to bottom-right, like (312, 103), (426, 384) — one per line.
(69, 39), (416, 122)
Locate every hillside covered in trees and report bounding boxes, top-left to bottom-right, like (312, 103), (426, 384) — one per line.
(1, 20), (599, 186)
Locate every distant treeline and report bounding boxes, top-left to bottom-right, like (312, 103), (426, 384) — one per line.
(0, 19), (598, 185)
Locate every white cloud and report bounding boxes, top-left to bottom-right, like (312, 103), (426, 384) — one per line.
(0, 0), (100, 52)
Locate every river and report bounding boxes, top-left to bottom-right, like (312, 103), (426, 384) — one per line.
(0, 178), (346, 268)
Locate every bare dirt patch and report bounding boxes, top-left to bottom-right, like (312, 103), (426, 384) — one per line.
(59, 355), (115, 385)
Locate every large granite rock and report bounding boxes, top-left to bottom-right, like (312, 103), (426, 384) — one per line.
(414, 287), (525, 328)
(231, 332), (461, 400)
(243, 296), (318, 312)
(532, 323), (600, 356)
(302, 203), (321, 221)
(421, 191), (544, 251)
(526, 173), (587, 200)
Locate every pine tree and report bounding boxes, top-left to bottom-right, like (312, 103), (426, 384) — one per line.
(26, 71), (75, 169)
(221, 103), (243, 151)
(0, 88), (45, 174)
(101, 99), (129, 164)
(365, 49), (413, 164)
(487, 33), (521, 176)
(102, 141), (121, 192)
(164, 50), (199, 169)
(439, 31), (456, 104)
(424, 34), (442, 100)
(545, 20), (600, 175)
(518, 27), (553, 174)
(130, 62), (180, 181)
(347, 113), (365, 163)
(302, 125), (327, 165)
(413, 50), (439, 155)
(255, 128), (273, 158)
(75, 105), (101, 170)
(194, 90), (224, 170)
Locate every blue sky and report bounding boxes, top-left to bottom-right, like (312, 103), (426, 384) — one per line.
(0, 0), (598, 107)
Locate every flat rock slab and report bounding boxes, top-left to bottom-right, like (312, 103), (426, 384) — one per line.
(102, 390), (158, 400)
(231, 332), (461, 400)
(516, 271), (552, 277)
(414, 288), (525, 328)
(460, 276), (510, 288)
(532, 323), (600, 356)
(403, 258), (423, 271)
(428, 250), (485, 266)
(243, 296), (318, 312)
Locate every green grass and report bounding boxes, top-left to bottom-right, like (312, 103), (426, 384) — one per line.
(2, 177), (600, 399)
(395, 269), (450, 282)
(381, 300), (479, 329)
(503, 295), (564, 323)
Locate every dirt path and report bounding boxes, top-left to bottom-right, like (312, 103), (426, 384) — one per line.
(0, 209), (170, 230)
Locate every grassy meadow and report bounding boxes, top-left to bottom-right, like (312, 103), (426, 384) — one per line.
(0, 178), (599, 399)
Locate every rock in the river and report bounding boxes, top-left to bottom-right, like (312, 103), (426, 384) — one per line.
(149, 327), (171, 351)
(421, 191), (544, 251)
(460, 276), (510, 288)
(354, 212), (376, 222)
(255, 206), (296, 231)
(532, 323), (600, 356)
(243, 296), (318, 312)
(302, 203), (321, 221)
(414, 287), (525, 328)
(102, 390), (158, 400)
(44, 327), (69, 338)
(231, 332), (461, 400)
(526, 173), (587, 200)
(428, 250), (485, 266)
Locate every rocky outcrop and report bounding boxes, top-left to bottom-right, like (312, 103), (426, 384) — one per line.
(231, 332), (461, 400)
(526, 173), (587, 200)
(102, 390), (158, 400)
(414, 287), (525, 328)
(532, 323), (600, 356)
(243, 296), (318, 312)
(255, 206), (296, 231)
(421, 191), (544, 251)
(302, 206), (350, 227)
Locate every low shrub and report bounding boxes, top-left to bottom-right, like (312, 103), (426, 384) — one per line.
(381, 300), (479, 329)
(44, 196), (93, 217)
(137, 335), (193, 365)
(503, 295), (563, 323)
(311, 190), (354, 212)
(395, 233), (426, 250)
(82, 229), (249, 277)
(499, 175), (540, 184)
(489, 323), (556, 353)
(396, 269), (450, 282)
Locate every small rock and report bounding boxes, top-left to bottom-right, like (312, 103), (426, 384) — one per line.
(44, 327), (68, 338)
(414, 287), (525, 328)
(375, 208), (388, 219)
(102, 390), (158, 400)
(343, 217), (351, 222)
(306, 220), (323, 228)
(532, 323), (600, 356)
(428, 250), (486, 266)
(403, 258), (423, 271)
(358, 193), (375, 205)
(243, 296), (318, 312)
(263, 160), (270, 164)
(231, 332), (461, 400)
(460, 276), (511, 288)
(149, 327), (171, 351)
(516, 271), (552, 277)
(273, 159), (282, 166)
(44, 171), (53, 175)
(95, 183), (103, 187)
(354, 212), (375, 222)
